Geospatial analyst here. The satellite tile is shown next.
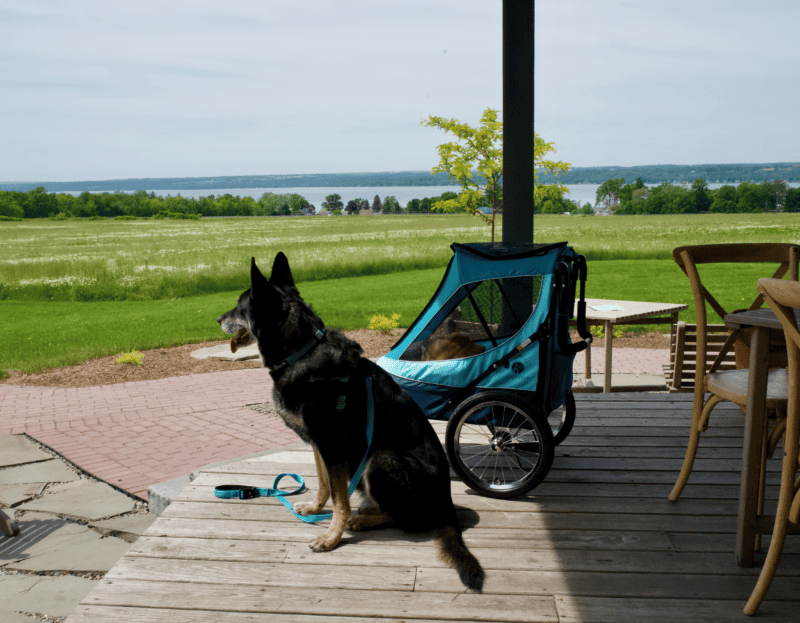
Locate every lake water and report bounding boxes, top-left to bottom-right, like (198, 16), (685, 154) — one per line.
(65, 182), (800, 208)
(141, 186), (463, 208)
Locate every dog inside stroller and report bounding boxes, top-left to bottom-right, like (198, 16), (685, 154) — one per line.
(377, 241), (591, 498)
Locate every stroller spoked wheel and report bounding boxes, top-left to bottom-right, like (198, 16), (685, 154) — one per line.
(445, 391), (554, 499)
(547, 391), (576, 446)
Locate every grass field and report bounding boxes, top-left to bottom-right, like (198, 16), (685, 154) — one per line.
(2, 213), (799, 301)
(0, 215), (486, 301)
(2, 212), (800, 373)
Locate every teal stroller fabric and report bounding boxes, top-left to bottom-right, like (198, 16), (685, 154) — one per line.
(377, 241), (588, 421)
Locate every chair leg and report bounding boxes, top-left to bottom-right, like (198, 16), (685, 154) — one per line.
(791, 476), (800, 523)
(670, 395), (724, 502)
(744, 405), (800, 616)
(754, 416), (772, 553)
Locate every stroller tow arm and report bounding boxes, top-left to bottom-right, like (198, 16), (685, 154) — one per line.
(555, 255), (592, 356)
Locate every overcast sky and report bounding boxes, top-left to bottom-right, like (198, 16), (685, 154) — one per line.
(2, 0), (799, 182)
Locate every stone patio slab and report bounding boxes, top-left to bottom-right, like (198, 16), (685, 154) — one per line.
(90, 513), (157, 537)
(17, 481), (136, 520)
(1, 514), (71, 564)
(4, 517), (132, 572)
(0, 574), (97, 618)
(0, 483), (43, 507)
(190, 342), (259, 361)
(0, 461), (79, 485)
(0, 435), (52, 468)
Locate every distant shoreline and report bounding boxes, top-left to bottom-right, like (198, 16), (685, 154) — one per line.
(2, 161), (800, 193)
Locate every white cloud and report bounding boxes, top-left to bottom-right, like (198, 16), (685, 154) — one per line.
(1, 0), (798, 181)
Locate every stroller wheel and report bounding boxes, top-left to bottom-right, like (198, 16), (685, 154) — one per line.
(548, 392), (576, 446)
(445, 391), (554, 499)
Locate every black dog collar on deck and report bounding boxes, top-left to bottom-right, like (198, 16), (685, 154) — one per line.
(274, 327), (326, 370)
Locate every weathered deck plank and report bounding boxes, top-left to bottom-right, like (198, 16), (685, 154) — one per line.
(65, 393), (800, 622)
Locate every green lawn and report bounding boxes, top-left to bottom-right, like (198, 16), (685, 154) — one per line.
(1, 259), (783, 374)
(0, 270), (444, 373)
(3, 213), (798, 373)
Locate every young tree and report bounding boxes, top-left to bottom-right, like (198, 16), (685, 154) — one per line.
(0, 192), (24, 218)
(688, 179), (712, 213)
(595, 178), (625, 213)
(321, 194), (344, 213)
(383, 196), (400, 213)
(422, 107), (569, 241)
(709, 185), (738, 213)
(785, 187), (800, 213)
(25, 186), (58, 218)
(762, 180), (788, 211)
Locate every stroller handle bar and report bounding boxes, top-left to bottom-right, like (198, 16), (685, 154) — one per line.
(555, 256), (593, 355)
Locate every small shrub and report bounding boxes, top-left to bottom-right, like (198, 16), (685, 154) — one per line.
(369, 313), (401, 334)
(589, 326), (624, 339)
(116, 350), (144, 365)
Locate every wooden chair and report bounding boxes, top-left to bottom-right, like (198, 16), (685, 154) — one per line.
(669, 243), (799, 503)
(663, 321), (736, 392)
(744, 277), (800, 616)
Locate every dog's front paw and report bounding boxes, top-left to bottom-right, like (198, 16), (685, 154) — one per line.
(345, 515), (369, 531)
(309, 531), (341, 552)
(293, 501), (323, 516)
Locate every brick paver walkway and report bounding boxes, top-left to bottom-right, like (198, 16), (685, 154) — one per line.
(580, 347), (669, 375)
(0, 348), (669, 500)
(0, 369), (300, 499)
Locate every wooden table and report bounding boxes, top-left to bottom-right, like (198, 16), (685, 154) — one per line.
(574, 299), (688, 393)
(724, 307), (800, 567)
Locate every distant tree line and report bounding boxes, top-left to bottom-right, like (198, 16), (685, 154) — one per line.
(0, 188), (315, 220)
(0, 188), (466, 220)
(591, 178), (800, 215)
(8, 181), (795, 220)
(536, 162), (800, 185)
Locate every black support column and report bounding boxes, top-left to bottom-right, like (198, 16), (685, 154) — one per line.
(501, 0), (534, 245)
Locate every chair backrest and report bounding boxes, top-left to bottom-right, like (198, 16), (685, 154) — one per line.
(757, 278), (800, 352)
(672, 244), (800, 386)
(758, 278), (800, 502)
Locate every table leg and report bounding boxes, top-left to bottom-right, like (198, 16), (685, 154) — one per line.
(737, 326), (769, 568)
(585, 339), (592, 380)
(604, 320), (613, 393)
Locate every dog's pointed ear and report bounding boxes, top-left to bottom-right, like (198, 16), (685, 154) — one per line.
(251, 257), (271, 295)
(270, 252), (295, 290)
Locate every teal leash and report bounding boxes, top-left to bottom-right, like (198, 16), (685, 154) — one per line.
(214, 377), (374, 524)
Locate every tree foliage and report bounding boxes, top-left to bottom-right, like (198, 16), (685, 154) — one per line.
(423, 108), (569, 241)
(598, 178), (795, 215)
(321, 194), (344, 213)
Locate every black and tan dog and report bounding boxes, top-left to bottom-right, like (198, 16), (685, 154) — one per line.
(217, 253), (484, 592)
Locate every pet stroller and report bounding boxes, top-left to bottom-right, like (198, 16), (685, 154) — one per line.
(376, 242), (592, 498)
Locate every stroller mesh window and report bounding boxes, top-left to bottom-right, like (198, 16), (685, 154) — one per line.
(401, 276), (543, 361)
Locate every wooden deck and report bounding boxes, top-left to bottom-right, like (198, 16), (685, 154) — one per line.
(67, 393), (800, 622)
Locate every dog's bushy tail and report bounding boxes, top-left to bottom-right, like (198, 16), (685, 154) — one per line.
(436, 523), (485, 592)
